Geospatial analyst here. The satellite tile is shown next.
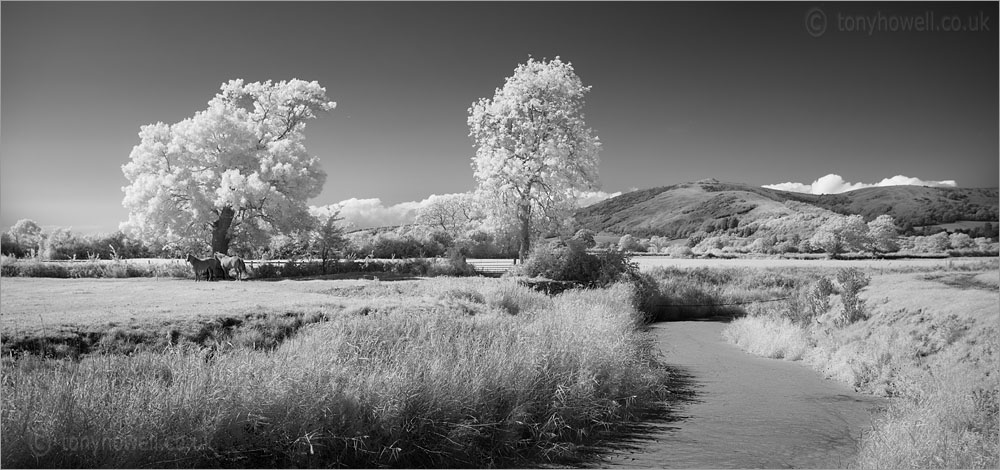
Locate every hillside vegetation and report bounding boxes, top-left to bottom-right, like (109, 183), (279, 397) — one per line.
(574, 180), (999, 239)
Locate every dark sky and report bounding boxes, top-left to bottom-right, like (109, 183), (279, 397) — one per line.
(2, 1), (997, 233)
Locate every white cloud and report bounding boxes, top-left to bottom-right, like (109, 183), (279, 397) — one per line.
(763, 174), (957, 195)
(575, 190), (623, 208)
(312, 190), (625, 229)
(310, 198), (419, 230)
(311, 194), (469, 230)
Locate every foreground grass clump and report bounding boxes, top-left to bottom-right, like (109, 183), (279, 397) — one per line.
(1, 279), (669, 468)
(722, 264), (999, 468)
(856, 360), (999, 469)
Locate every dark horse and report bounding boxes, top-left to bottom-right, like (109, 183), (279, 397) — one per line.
(215, 252), (249, 280)
(186, 254), (227, 281)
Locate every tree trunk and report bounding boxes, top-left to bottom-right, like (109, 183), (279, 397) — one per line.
(211, 206), (235, 255)
(518, 202), (531, 261)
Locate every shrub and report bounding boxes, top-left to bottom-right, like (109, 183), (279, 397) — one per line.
(774, 239), (798, 254)
(836, 267), (871, 325)
(912, 232), (951, 253)
(1, 259), (70, 278)
(686, 231), (709, 248)
(617, 234), (644, 252)
(668, 245), (694, 258)
(430, 248), (476, 277)
(949, 232), (975, 250)
(517, 241), (638, 287)
(570, 229), (596, 249)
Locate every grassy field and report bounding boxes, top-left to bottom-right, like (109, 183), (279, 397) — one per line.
(720, 260), (999, 468)
(4, 258), (997, 467)
(634, 255), (991, 270)
(0, 276), (670, 467)
(0, 277), (380, 357)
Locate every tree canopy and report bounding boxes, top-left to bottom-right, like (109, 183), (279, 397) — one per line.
(121, 79), (336, 255)
(468, 57), (601, 260)
(6, 219), (43, 255)
(414, 193), (481, 238)
(809, 215), (869, 256)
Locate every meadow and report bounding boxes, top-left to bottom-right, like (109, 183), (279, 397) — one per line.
(0, 276), (670, 468)
(3, 255), (998, 468)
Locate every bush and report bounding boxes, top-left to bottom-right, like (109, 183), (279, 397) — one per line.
(617, 234), (644, 252)
(836, 267), (871, 325)
(517, 241), (637, 287)
(912, 232), (952, 253)
(668, 245), (694, 258)
(570, 229), (596, 249)
(774, 239), (798, 254)
(428, 248), (476, 277)
(2, 259), (71, 278)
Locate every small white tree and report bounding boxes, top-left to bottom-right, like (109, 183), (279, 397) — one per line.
(40, 227), (75, 260)
(617, 234), (643, 252)
(948, 232), (974, 250)
(6, 219), (44, 256)
(121, 79), (336, 254)
(468, 57), (601, 260)
(974, 237), (995, 252)
(916, 232), (951, 253)
(866, 214), (899, 253)
(809, 215), (868, 257)
(309, 206), (347, 273)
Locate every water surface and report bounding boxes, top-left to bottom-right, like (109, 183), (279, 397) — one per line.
(601, 321), (883, 469)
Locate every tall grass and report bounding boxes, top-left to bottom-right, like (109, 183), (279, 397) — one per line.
(721, 265), (1000, 468)
(1, 280), (669, 468)
(721, 315), (810, 360)
(643, 266), (811, 320)
(856, 363), (999, 469)
(0, 256), (192, 279)
(0, 255), (477, 280)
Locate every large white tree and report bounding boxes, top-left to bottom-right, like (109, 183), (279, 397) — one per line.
(121, 79), (336, 254)
(414, 192), (481, 237)
(866, 214), (899, 253)
(809, 214), (868, 257)
(468, 57), (601, 260)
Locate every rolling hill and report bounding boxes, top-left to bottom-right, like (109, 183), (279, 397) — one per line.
(574, 179), (999, 239)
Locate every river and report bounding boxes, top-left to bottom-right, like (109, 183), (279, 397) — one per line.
(599, 321), (884, 469)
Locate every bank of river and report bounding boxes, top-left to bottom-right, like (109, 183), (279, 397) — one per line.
(601, 321), (884, 468)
